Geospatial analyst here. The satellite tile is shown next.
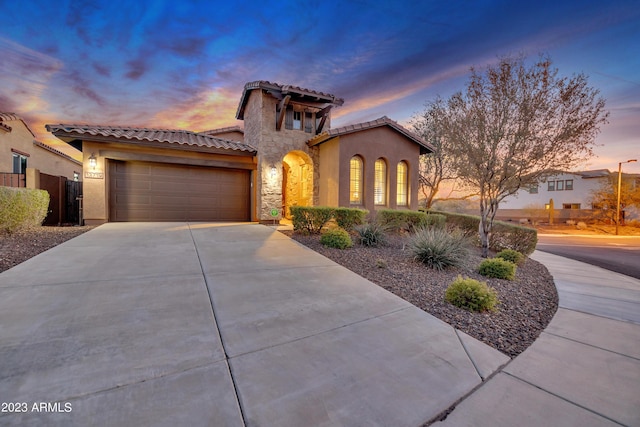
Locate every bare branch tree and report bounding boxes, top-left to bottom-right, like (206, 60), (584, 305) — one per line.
(443, 55), (609, 256)
(411, 98), (467, 208)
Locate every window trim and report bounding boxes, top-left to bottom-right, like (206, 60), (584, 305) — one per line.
(556, 180), (564, 191)
(547, 181), (555, 191)
(565, 179), (573, 191)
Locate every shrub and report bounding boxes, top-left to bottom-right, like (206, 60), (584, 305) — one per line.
(0, 187), (49, 234)
(495, 249), (525, 265)
(291, 206), (334, 234)
(377, 209), (445, 232)
(333, 207), (368, 231)
(409, 227), (469, 270)
(320, 228), (353, 249)
(430, 210), (537, 255)
(576, 221), (587, 230)
(445, 276), (499, 312)
(354, 221), (389, 247)
(491, 222), (538, 256)
(478, 258), (516, 280)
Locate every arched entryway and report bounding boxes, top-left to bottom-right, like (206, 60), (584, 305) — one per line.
(282, 151), (313, 218)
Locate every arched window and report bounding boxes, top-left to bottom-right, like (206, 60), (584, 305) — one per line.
(350, 156), (363, 205)
(397, 161), (408, 206)
(374, 158), (387, 206)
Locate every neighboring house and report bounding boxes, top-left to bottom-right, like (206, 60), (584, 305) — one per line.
(0, 112), (82, 185)
(47, 81), (433, 224)
(498, 169), (639, 222)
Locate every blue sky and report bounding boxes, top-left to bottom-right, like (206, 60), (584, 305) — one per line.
(1, 0), (638, 172)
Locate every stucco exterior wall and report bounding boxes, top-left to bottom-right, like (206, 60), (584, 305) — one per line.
(0, 117), (81, 180)
(335, 127), (421, 212)
(501, 172), (606, 210)
(80, 140), (255, 225)
(318, 137), (340, 206)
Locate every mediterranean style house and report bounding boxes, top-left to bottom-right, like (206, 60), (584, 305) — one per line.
(47, 81), (433, 225)
(1, 113), (82, 185)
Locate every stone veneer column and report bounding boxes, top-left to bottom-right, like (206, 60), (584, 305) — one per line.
(243, 89), (325, 222)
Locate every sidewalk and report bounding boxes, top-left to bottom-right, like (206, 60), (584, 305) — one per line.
(435, 251), (640, 427)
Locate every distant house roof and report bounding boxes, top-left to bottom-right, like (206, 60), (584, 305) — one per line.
(236, 81), (344, 120)
(576, 169), (612, 178)
(33, 140), (82, 165)
(306, 116), (434, 154)
(199, 126), (244, 136)
(46, 124), (257, 155)
(0, 112), (35, 137)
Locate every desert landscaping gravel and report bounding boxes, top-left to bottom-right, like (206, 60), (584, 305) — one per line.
(0, 225), (558, 358)
(287, 232), (558, 358)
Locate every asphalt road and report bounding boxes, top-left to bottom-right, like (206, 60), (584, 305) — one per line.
(536, 235), (640, 279)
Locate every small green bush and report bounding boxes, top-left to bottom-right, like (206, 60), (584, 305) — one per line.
(354, 221), (389, 247)
(495, 249), (525, 265)
(0, 187), (49, 233)
(431, 210), (538, 255)
(423, 213), (447, 229)
(333, 207), (368, 231)
(491, 222), (538, 255)
(291, 206), (334, 234)
(377, 209), (437, 232)
(478, 258), (516, 280)
(320, 228), (353, 249)
(445, 276), (499, 312)
(409, 227), (469, 270)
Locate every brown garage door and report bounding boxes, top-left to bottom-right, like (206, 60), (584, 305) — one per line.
(109, 160), (250, 221)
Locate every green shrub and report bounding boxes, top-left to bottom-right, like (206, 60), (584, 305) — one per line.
(333, 207), (368, 231)
(320, 228), (353, 249)
(291, 206), (334, 234)
(478, 258), (516, 280)
(377, 209), (432, 232)
(423, 213), (447, 229)
(431, 210), (538, 255)
(445, 276), (499, 312)
(0, 187), (49, 234)
(491, 222), (538, 255)
(496, 249), (525, 265)
(354, 221), (389, 247)
(409, 227), (469, 270)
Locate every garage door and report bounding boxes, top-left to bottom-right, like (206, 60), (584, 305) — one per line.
(109, 160), (250, 221)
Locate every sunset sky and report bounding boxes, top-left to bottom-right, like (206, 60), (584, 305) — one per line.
(1, 0), (638, 172)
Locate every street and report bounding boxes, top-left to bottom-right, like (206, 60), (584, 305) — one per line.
(536, 235), (640, 279)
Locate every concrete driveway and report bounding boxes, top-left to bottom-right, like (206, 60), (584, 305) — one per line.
(0, 223), (506, 426)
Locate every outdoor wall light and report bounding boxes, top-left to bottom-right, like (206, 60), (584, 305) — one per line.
(270, 165), (277, 179)
(89, 153), (97, 169)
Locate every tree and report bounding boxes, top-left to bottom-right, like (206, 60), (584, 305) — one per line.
(590, 174), (640, 224)
(411, 98), (473, 208)
(442, 55), (609, 256)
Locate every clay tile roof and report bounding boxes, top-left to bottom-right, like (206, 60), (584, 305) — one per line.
(199, 125), (244, 136)
(307, 116), (434, 154)
(45, 124), (257, 154)
(236, 81), (344, 120)
(0, 112), (33, 135)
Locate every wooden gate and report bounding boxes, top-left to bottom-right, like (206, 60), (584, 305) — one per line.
(65, 180), (83, 225)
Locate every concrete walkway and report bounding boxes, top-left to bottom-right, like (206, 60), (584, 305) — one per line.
(0, 223), (508, 427)
(436, 251), (640, 427)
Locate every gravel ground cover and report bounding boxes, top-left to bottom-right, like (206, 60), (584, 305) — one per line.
(0, 226), (94, 273)
(0, 225), (558, 358)
(286, 231), (558, 358)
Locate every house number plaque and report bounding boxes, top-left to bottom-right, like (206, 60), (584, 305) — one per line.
(84, 171), (104, 179)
